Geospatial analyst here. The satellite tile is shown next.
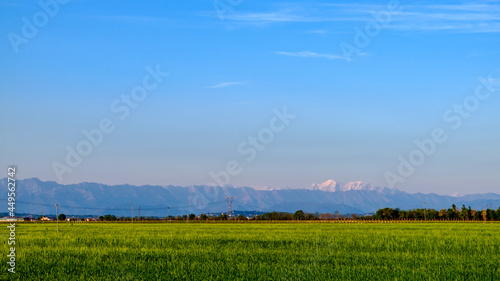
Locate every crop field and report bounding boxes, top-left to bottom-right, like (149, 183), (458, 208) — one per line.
(2, 222), (500, 280)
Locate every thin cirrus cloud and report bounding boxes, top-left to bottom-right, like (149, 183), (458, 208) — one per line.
(205, 81), (245, 89)
(225, 11), (312, 23)
(223, 2), (500, 33)
(276, 51), (347, 60)
(224, 10), (367, 25)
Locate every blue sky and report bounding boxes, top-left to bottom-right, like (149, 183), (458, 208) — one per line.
(1, 0), (500, 194)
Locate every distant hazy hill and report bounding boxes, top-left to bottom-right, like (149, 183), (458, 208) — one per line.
(1, 178), (499, 216)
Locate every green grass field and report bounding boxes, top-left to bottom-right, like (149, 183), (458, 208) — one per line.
(2, 222), (500, 280)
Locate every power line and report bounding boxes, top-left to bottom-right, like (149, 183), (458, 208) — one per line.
(0, 198), (278, 215)
(0, 198), (227, 211)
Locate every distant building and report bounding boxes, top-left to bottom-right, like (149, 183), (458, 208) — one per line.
(0, 217), (24, 222)
(40, 216), (55, 221)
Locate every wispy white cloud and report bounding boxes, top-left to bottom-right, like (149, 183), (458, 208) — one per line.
(276, 51), (346, 60)
(225, 11), (367, 25)
(205, 81), (245, 89)
(223, 1), (500, 33)
(225, 11), (312, 23)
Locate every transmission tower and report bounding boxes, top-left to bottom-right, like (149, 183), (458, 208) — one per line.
(226, 196), (233, 218)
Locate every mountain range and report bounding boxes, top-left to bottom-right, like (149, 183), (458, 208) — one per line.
(1, 178), (499, 217)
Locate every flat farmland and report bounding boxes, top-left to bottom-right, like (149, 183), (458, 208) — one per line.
(2, 222), (499, 280)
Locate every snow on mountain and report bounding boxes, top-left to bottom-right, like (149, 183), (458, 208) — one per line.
(250, 185), (287, 191)
(311, 180), (385, 192)
(311, 180), (338, 192)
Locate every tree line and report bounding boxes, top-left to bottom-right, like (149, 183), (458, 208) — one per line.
(370, 204), (500, 221)
(42, 204), (500, 222)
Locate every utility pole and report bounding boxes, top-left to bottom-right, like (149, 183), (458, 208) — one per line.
(167, 206), (170, 222)
(131, 202), (133, 224)
(226, 196), (233, 219)
(55, 204), (59, 233)
(138, 205), (141, 221)
(423, 202), (427, 221)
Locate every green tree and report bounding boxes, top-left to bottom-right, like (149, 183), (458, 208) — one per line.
(460, 205), (468, 220)
(488, 209), (496, 221)
(447, 208), (456, 220)
(305, 213), (316, 220)
(438, 209), (447, 220)
(471, 209), (478, 220)
(103, 214), (117, 221)
(58, 214), (66, 221)
(375, 208), (400, 220)
(399, 210), (407, 220)
(188, 213), (196, 220)
(427, 209), (438, 220)
(294, 210), (305, 220)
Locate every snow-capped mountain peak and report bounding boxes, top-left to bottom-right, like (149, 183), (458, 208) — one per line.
(311, 180), (384, 192)
(311, 179), (338, 192)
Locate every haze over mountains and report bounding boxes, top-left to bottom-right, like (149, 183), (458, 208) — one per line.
(2, 178), (499, 217)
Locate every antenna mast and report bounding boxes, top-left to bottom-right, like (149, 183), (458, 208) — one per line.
(226, 196), (233, 218)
